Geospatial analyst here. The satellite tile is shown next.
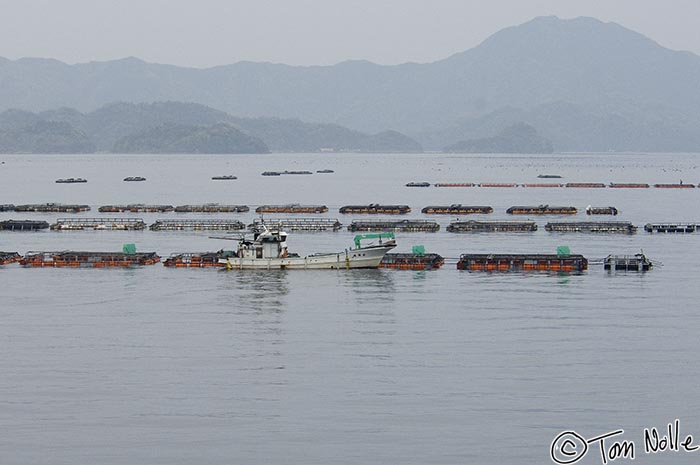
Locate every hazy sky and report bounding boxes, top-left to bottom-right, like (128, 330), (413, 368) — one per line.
(1, 0), (699, 67)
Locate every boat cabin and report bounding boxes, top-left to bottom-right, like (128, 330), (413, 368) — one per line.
(236, 228), (288, 259)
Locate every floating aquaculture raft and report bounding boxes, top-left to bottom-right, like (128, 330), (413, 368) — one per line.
(433, 183), (475, 188)
(175, 204), (249, 213)
(0, 252), (21, 265)
(507, 205), (577, 215)
(479, 183), (518, 188)
(609, 183), (650, 188)
(249, 218), (342, 231)
(0, 220), (50, 231)
(379, 253), (444, 270)
(255, 204), (328, 214)
(545, 222), (636, 234)
(163, 252), (223, 267)
(654, 183), (695, 188)
(406, 182), (430, 187)
(20, 251), (160, 267)
(15, 203), (90, 213)
(447, 221), (537, 233)
(339, 204), (411, 214)
(262, 170), (312, 176)
(644, 223), (698, 233)
(149, 219), (246, 231)
(50, 218), (147, 231)
(99, 204), (174, 213)
(586, 206), (618, 215)
(421, 205), (493, 214)
(521, 183), (563, 188)
(565, 183), (606, 188)
(347, 219), (439, 232)
(457, 254), (588, 272)
(604, 254), (652, 271)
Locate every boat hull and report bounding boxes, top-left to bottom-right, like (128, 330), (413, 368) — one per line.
(218, 243), (396, 269)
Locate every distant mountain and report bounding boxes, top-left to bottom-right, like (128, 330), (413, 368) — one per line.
(113, 122), (269, 154)
(39, 102), (236, 151)
(355, 130), (423, 153)
(2, 16), (700, 152)
(420, 102), (700, 152)
(0, 120), (94, 153)
(229, 117), (422, 152)
(0, 109), (42, 131)
(0, 102), (422, 153)
(444, 123), (553, 153)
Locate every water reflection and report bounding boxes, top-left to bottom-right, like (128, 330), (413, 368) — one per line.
(340, 270), (398, 363)
(343, 269), (396, 304)
(219, 270), (288, 372)
(223, 270), (290, 313)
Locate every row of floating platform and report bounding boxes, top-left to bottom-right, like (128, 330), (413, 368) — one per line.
(378, 253), (444, 270)
(456, 254), (588, 272)
(0, 249), (653, 272)
(54, 177), (148, 183)
(18, 251), (161, 267)
(0, 220), (51, 231)
(455, 252), (651, 272)
(99, 204), (251, 213)
(544, 222), (637, 234)
(347, 219), (441, 232)
(99, 205), (329, 213)
(422, 205), (493, 214)
(447, 221), (536, 233)
(49, 218), (147, 231)
(444, 221), (638, 234)
(337, 205), (612, 215)
(2, 203), (328, 213)
(149, 219), (245, 231)
(414, 182), (697, 188)
(338, 204), (412, 214)
(42, 174), (694, 187)
(49, 172), (338, 182)
(248, 218), (342, 231)
(2, 218), (700, 234)
(29, 177), (700, 188)
(0, 204), (622, 215)
(261, 170), (334, 176)
(7, 204), (91, 213)
(506, 205), (577, 215)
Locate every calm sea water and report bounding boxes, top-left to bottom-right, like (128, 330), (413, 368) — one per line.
(1, 152), (700, 465)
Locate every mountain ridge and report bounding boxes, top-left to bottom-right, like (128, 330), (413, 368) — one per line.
(0, 101), (423, 153)
(2, 16), (700, 151)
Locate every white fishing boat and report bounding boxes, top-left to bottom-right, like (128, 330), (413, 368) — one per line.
(217, 225), (396, 270)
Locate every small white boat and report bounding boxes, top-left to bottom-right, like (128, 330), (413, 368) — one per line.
(217, 225), (396, 270)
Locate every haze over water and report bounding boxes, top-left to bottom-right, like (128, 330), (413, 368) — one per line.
(2, 152), (700, 465)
